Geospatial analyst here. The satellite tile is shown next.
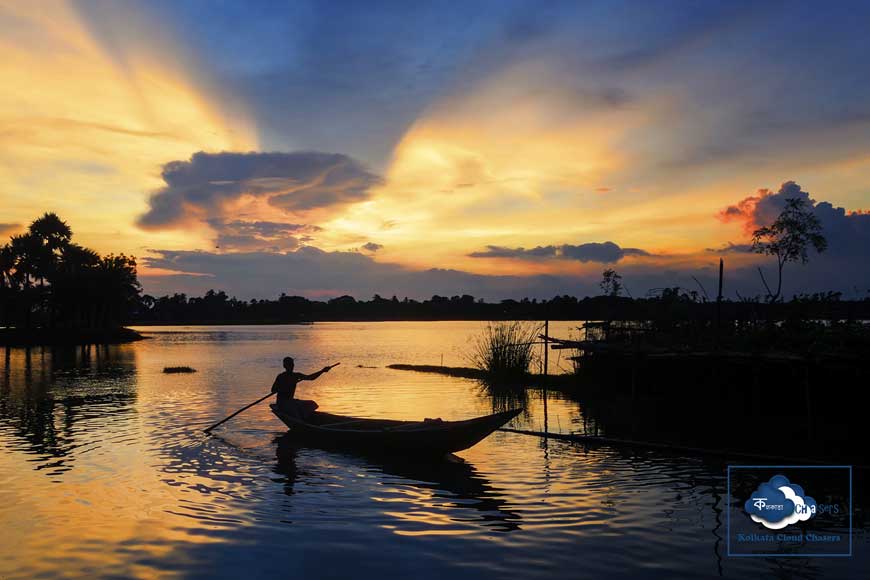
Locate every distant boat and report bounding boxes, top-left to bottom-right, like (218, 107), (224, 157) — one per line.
(270, 405), (521, 456)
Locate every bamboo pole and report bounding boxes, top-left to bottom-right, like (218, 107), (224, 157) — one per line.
(716, 258), (724, 350)
(203, 392), (274, 433)
(543, 317), (549, 436)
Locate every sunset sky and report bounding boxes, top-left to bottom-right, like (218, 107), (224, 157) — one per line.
(2, 0), (869, 300)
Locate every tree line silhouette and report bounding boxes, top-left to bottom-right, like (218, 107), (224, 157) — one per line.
(0, 213), (140, 330)
(132, 287), (870, 324)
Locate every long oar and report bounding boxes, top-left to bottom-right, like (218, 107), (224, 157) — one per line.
(203, 392), (274, 434)
(203, 362), (341, 434)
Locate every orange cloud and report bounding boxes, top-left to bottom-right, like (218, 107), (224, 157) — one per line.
(717, 189), (768, 231)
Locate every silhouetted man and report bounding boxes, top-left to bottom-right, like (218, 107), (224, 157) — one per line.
(271, 357), (331, 419)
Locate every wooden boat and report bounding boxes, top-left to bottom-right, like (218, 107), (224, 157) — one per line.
(270, 404), (521, 455)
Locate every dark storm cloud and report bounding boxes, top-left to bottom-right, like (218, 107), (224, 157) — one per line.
(716, 181), (870, 296)
(469, 241), (650, 263)
(137, 151), (381, 229)
(361, 242), (383, 253)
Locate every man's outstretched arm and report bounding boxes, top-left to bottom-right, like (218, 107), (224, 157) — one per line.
(298, 366), (333, 381)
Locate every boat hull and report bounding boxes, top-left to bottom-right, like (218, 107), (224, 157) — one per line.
(270, 405), (521, 456)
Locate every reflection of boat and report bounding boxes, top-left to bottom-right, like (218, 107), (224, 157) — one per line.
(270, 405), (521, 456)
(274, 434), (521, 531)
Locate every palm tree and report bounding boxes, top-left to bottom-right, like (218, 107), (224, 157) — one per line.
(9, 233), (41, 288)
(30, 212), (72, 252)
(93, 254), (141, 327)
(0, 244), (15, 290)
(7, 233), (46, 328)
(28, 213), (72, 289)
(51, 243), (101, 328)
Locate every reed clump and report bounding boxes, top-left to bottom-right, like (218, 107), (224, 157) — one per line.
(468, 321), (540, 384)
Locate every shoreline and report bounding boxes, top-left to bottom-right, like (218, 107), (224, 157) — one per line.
(386, 363), (578, 388)
(0, 327), (146, 347)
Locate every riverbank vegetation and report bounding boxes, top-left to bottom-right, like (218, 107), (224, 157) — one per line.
(131, 288), (870, 324)
(387, 363), (576, 389)
(0, 213), (143, 345)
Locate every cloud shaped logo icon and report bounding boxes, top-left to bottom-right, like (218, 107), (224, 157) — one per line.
(744, 475), (817, 530)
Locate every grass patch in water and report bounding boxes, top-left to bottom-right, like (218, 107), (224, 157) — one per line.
(163, 366), (197, 374)
(468, 321), (541, 385)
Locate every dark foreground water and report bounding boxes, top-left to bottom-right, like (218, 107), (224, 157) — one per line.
(1, 323), (866, 579)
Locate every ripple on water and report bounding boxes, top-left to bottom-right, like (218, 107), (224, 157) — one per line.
(1, 325), (867, 580)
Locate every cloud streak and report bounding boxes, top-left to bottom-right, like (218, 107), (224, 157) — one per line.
(207, 219), (322, 252)
(141, 246), (588, 300)
(468, 241), (651, 263)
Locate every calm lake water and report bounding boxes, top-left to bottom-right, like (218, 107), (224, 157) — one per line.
(1, 322), (866, 579)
